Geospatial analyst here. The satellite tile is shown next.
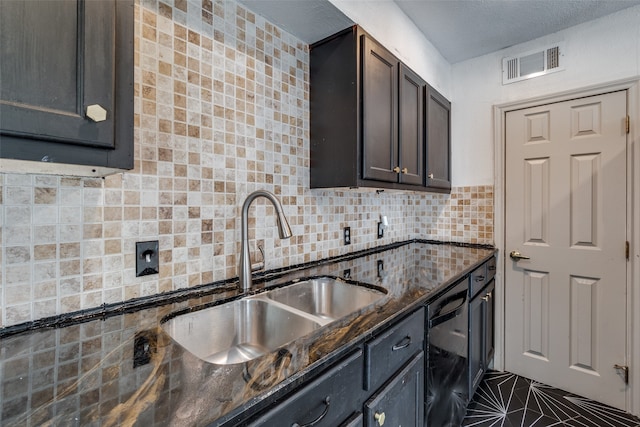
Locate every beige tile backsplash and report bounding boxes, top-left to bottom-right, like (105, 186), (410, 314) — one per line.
(0, 0), (493, 328)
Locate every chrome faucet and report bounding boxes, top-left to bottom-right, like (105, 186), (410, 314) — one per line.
(239, 190), (292, 291)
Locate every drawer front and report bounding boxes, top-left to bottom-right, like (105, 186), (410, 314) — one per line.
(486, 256), (497, 281)
(364, 352), (424, 427)
(364, 308), (424, 392)
(248, 350), (364, 427)
(469, 264), (487, 298)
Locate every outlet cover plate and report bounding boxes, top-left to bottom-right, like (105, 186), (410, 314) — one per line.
(136, 240), (159, 277)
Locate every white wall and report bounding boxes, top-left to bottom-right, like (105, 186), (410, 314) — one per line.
(329, 0), (452, 98)
(452, 5), (640, 186)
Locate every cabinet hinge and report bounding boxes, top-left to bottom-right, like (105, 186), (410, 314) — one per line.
(626, 241), (630, 260)
(614, 364), (629, 384)
(626, 115), (630, 134)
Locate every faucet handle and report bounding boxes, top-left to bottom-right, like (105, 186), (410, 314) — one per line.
(251, 244), (265, 272)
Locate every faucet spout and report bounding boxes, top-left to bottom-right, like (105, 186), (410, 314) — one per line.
(239, 190), (292, 291)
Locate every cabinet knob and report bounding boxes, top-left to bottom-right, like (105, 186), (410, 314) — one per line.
(374, 411), (386, 426)
(86, 104), (107, 122)
(393, 166), (400, 173)
(401, 167), (408, 174)
(428, 173), (434, 179)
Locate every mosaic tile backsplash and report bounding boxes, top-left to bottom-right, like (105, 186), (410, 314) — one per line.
(0, 0), (494, 328)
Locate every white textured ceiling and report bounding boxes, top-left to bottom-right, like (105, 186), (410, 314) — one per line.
(239, 0), (640, 64)
(238, 0), (354, 44)
(394, 0), (640, 63)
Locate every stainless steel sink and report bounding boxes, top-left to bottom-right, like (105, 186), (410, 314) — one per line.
(264, 277), (385, 322)
(162, 299), (321, 365)
(162, 277), (386, 365)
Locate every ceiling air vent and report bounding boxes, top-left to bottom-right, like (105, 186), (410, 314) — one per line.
(502, 43), (564, 85)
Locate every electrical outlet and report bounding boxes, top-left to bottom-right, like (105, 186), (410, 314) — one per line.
(344, 227), (351, 245)
(377, 260), (384, 278)
(377, 222), (384, 239)
(133, 330), (156, 368)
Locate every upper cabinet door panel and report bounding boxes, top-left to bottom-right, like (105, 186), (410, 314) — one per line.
(399, 64), (425, 186)
(361, 35), (398, 183)
(1, 0), (115, 148)
(0, 0), (133, 174)
(426, 86), (452, 191)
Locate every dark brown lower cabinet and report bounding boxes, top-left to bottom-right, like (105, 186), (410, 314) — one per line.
(244, 308), (426, 427)
(364, 352), (424, 427)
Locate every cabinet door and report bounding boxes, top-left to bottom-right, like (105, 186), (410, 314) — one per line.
(0, 0), (133, 170)
(364, 352), (424, 427)
(483, 280), (495, 367)
(469, 278), (496, 399)
(425, 85), (451, 191)
(469, 292), (484, 396)
(398, 64), (425, 186)
(361, 35), (398, 183)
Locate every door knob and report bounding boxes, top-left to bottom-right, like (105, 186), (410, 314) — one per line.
(427, 173), (434, 179)
(86, 104), (107, 122)
(374, 411), (386, 426)
(401, 167), (408, 174)
(393, 166), (400, 173)
(510, 250), (530, 261)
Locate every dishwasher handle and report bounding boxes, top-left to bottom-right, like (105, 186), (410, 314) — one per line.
(428, 290), (468, 328)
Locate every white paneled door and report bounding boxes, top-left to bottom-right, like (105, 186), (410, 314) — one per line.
(504, 91), (628, 409)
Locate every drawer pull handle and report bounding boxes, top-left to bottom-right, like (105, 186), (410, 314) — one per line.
(392, 335), (412, 351)
(474, 275), (485, 282)
(292, 396), (330, 427)
(375, 411), (386, 426)
(488, 265), (496, 271)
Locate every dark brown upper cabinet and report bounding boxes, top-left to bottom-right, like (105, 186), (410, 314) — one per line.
(310, 26), (429, 192)
(0, 0), (134, 176)
(425, 85), (451, 192)
(361, 35), (398, 183)
(399, 64), (425, 186)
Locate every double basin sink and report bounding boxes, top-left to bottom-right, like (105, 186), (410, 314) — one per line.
(162, 277), (386, 365)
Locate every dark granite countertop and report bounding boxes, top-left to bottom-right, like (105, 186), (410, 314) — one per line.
(0, 241), (495, 427)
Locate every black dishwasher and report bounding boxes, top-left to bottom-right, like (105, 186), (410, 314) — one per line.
(425, 277), (469, 426)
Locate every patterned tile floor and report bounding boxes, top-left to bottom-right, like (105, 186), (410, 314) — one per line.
(463, 371), (640, 426)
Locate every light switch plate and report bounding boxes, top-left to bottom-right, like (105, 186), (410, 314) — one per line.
(136, 240), (159, 277)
